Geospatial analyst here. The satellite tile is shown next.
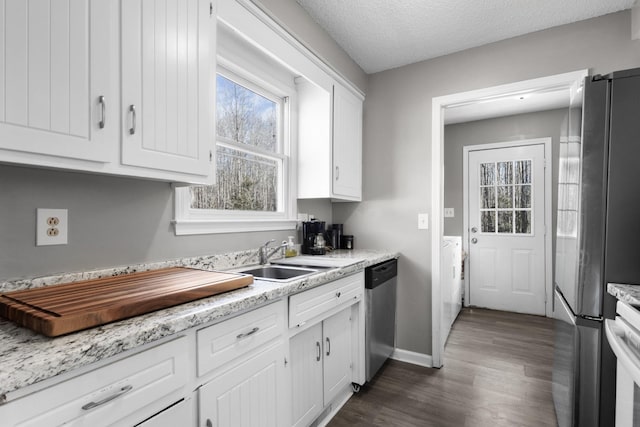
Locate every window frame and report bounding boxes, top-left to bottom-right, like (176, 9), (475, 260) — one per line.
(174, 59), (297, 235)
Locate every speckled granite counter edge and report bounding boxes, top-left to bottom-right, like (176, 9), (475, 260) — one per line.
(608, 283), (640, 306)
(0, 249), (398, 401)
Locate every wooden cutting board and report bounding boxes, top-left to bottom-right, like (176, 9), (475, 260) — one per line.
(0, 267), (253, 337)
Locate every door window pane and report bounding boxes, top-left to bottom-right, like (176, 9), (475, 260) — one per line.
(515, 160), (532, 184)
(497, 186), (513, 208)
(480, 163), (495, 185)
(497, 162), (513, 185)
(515, 211), (532, 234)
(515, 185), (531, 208)
(481, 211), (496, 233)
(481, 187), (496, 209)
(498, 211), (513, 233)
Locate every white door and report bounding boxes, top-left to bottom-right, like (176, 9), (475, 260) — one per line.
(290, 323), (323, 427)
(0, 0), (116, 162)
(322, 308), (352, 404)
(332, 83), (363, 200)
(121, 0), (215, 178)
(467, 143), (546, 315)
(199, 342), (285, 427)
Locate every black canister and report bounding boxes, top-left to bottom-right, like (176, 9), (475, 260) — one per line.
(341, 235), (354, 250)
(331, 224), (343, 249)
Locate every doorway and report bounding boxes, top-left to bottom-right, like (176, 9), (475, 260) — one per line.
(464, 140), (550, 316)
(430, 70), (588, 368)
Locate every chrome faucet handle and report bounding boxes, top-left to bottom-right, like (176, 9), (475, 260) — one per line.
(262, 238), (276, 248)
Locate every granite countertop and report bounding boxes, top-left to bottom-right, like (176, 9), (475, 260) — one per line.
(0, 249), (397, 402)
(608, 283), (640, 306)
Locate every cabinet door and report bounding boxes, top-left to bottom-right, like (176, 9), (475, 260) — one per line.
(199, 341), (286, 427)
(0, 0), (116, 163)
(290, 323), (323, 427)
(322, 308), (353, 404)
(332, 84), (362, 201)
(121, 0), (215, 179)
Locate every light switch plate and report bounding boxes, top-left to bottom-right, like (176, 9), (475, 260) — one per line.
(444, 208), (455, 218)
(418, 213), (429, 229)
(36, 208), (68, 246)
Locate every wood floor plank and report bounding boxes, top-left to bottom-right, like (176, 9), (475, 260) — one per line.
(328, 307), (558, 427)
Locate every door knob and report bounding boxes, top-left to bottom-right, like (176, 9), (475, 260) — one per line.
(471, 227), (478, 233)
(471, 238), (478, 244)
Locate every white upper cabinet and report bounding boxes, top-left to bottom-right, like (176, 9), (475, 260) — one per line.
(332, 83), (363, 200)
(297, 79), (363, 202)
(121, 0), (215, 181)
(0, 0), (117, 164)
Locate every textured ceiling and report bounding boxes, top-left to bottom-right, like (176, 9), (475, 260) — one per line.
(296, 0), (636, 74)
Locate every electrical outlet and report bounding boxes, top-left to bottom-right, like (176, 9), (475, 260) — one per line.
(37, 209), (68, 246)
(444, 208), (455, 218)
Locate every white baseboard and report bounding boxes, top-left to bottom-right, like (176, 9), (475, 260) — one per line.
(390, 348), (433, 368)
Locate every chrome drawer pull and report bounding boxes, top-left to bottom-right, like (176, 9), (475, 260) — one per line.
(316, 341), (321, 361)
(336, 291), (341, 298)
(129, 104), (136, 135)
(81, 385), (133, 410)
(326, 337), (331, 356)
(236, 326), (260, 340)
(98, 96), (106, 129)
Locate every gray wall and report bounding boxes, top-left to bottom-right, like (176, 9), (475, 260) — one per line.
(443, 108), (567, 239)
(333, 10), (640, 356)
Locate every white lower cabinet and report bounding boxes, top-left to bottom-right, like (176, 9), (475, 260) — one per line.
(0, 336), (189, 427)
(198, 340), (287, 427)
(197, 300), (289, 427)
(290, 308), (353, 427)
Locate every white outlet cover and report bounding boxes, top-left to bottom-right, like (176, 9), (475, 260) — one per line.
(444, 208), (455, 218)
(418, 213), (429, 229)
(37, 208), (68, 246)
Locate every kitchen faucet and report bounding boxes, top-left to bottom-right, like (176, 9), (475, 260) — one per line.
(259, 239), (287, 265)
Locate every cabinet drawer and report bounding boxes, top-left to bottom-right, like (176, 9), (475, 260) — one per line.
(289, 272), (364, 328)
(197, 300), (286, 377)
(0, 336), (188, 427)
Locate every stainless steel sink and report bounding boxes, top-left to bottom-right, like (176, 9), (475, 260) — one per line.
(238, 265), (319, 282)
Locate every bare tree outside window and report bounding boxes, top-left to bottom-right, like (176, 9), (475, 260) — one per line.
(190, 74), (282, 211)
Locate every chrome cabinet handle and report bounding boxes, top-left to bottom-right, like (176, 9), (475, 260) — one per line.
(98, 96), (106, 129)
(236, 326), (259, 340)
(81, 385), (133, 410)
(316, 341), (321, 361)
(326, 337), (331, 356)
(335, 166), (340, 180)
(129, 104), (136, 135)
(206, 419), (213, 427)
(336, 291), (341, 298)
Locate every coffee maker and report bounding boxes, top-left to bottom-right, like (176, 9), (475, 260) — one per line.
(301, 220), (326, 255)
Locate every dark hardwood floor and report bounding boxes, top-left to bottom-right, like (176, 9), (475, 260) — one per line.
(328, 307), (558, 427)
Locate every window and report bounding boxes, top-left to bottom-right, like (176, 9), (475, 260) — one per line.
(174, 61), (297, 235)
(191, 72), (284, 212)
(479, 160), (533, 235)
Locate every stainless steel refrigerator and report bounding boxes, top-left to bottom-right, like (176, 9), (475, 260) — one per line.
(552, 68), (640, 427)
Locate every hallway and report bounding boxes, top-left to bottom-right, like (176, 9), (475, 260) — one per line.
(328, 308), (557, 427)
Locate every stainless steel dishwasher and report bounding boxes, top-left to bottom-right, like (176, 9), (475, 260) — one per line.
(365, 258), (398, 382)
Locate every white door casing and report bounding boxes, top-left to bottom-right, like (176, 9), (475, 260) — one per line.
(465, 140), (549, 316)
(431, 70), (587, 368)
